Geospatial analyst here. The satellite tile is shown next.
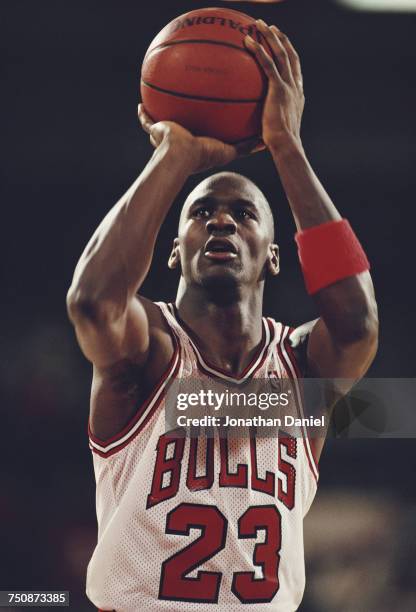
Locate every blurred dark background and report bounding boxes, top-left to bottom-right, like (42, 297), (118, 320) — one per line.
(1, 0), (416, 609)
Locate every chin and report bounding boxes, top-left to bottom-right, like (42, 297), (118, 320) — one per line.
(200, 272), (241, 306)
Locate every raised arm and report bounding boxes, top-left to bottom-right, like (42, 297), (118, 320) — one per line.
(246, 22), (378, 457)
(67, 115), (247, 438)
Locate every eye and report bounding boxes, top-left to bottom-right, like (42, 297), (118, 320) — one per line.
(192, 206), (212, 218)
(235, 208), (254, 220)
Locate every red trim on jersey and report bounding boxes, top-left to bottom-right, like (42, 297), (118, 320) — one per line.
(305, 436), (319, 469)
(276, 327), (319, 482)
(284, 329), (320, 470)
(278, 332), (318, 482)
(90, 350), (181, 458)
(286, 327), (302, 378)
(170, 303), (274, 382)
(88, 309), (181, 458)
(88, 337), (179, 446)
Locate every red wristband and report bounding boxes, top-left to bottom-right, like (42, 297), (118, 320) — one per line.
(295, 219), (370, 295)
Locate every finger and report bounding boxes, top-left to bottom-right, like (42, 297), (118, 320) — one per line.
(194, 143), (236, 172)
(235, 136), (266, 157)
(222, 147), (240, 166)
(252, 140), (267, 154)
(255, 20), (294, 84)
(138, 103), (154, 134)
(244, 35), (283, 84)
(270, 26), (303, 90)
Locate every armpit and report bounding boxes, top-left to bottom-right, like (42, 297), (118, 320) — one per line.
(96, 359), (144, 399)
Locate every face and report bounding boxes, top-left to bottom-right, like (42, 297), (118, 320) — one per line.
(169, 173), (279, 295)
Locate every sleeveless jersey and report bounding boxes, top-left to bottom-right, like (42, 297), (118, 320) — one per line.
(86, 303), (319, 612)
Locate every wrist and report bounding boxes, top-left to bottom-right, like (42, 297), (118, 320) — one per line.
(158, 138), (196, 176)
(267, 134), (305, 163)
(295, 219), (370, 295)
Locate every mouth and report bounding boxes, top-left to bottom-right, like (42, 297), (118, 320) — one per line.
(204, 239), (238, 261)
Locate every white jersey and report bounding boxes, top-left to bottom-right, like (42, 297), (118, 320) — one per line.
(87, 302), (319, 612)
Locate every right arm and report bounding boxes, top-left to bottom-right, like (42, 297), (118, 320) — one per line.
(67, 111), (249, 439)
(67, 135), (191, 368)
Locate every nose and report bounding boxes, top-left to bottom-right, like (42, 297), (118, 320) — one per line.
(206, 210), (237, 235)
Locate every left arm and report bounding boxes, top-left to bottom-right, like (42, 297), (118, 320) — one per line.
(246, 22), (379, 459)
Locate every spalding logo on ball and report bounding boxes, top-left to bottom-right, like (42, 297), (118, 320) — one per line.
(140, 7), (272, 144)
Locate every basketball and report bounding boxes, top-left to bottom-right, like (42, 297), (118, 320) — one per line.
(140, 7), (268, 144)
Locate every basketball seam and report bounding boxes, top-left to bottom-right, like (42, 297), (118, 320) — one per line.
(141, 80), (263, 104)
(188, 7), (253, 19)
(146, 38), (248, 56)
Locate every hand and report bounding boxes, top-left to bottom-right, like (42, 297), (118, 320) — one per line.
(245, 21), (305, 153)
(138, 105), (263, 174)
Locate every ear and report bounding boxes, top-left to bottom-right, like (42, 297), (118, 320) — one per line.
(168, 238), (181, 270)
(266, 243), (280, 276)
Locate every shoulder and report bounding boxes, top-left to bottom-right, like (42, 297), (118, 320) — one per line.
(89, 297), (177, 441)
(133, 296), (175, 351)
(288, 320), (319, 376)
(138, 295), (168, 328)
(124, 296), (177, 382)
(91, 296), (176, 397)
(268, 318), (318, 377)
(288, 319), (319, 350)
(267, 317), (318, 348)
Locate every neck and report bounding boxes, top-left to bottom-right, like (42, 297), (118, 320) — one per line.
(174, 278), (265, 376)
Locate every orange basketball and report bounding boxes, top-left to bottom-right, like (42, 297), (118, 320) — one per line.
(140, 7), (267, 144)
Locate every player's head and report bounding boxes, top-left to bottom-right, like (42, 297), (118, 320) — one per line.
(168, 172), (279, 302)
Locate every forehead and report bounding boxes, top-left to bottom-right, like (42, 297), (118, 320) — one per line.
(182, 175), (268, 216)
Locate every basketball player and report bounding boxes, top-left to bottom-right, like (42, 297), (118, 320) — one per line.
(67, 22), (378, 611)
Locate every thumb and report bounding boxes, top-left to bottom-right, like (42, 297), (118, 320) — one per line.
(148, 123), (167, 148)
(198, 138), (237, 166)
(219, 142), (240, 165)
